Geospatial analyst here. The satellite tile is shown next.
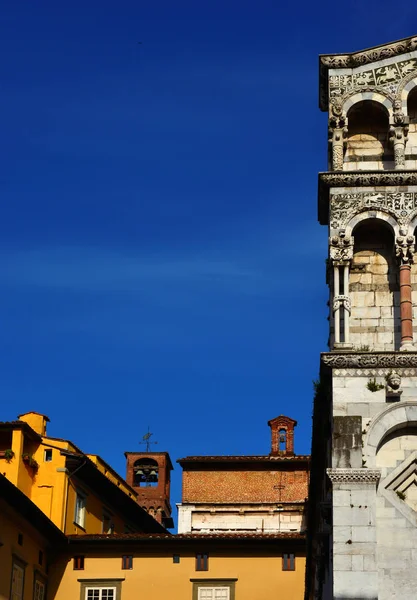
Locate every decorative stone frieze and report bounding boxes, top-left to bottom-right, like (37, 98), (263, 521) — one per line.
(329, 190), (417, 230)
(319, 36), (417, 110)
(322, 352), (417, 368)
(327, 468), (381, 483)
(321, 170), (417, 187)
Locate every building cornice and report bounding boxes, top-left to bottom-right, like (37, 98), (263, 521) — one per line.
(327, 468), (381, 483)
(319, 35), (417, 110)
(321, 351), (417, 369)
(318, 170), (417, 225)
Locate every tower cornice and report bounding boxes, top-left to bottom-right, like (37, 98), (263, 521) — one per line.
(318, 170), (417, 225)
(319, 35), (417, 110)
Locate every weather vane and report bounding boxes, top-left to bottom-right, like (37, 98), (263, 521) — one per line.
(139, 426), (158, 452)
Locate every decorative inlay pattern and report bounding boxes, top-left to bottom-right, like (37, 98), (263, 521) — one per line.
(322, 353), (417, 368)
(327, 468), (381, 483)
(333, 368), (417, 377)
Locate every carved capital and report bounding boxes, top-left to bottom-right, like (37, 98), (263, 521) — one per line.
(327, 468), (381, 484)
(329, 232), (354, 263)
(396, 231), (415, 264)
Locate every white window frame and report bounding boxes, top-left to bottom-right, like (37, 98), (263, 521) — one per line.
(198, 588), (230, 600)
(75, 490), (87, 528)
(33, 578), (46, 600)
(85, 587), (117, 600)
(10, 561), (25, 600)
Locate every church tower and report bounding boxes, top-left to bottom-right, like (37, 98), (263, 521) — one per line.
(125, 451), (174, 529)
(308, 35), (417, 600)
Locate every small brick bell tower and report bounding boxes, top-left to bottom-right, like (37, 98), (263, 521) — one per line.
(268, 415), (297, 456)
(125, 451), (174, 529)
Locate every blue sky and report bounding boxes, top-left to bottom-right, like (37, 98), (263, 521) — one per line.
(2, 1), (417, 527)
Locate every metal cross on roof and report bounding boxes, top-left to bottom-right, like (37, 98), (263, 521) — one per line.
(139, 426), (158, 452)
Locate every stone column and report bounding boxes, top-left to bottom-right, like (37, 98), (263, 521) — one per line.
(390, 103), (409, 170)
(396, 231), (415, 350)
(330, 232), (354, 348)
(328, 101), (347, 172)
(389, 125), (408, 169)
(331, 129), (345, 171)
(327, 468), (380, 600)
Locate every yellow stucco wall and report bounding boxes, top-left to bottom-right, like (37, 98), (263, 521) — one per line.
(1, 414), (143, 536)
(0, 500), (49, 600)
(49, 550), (306, 600)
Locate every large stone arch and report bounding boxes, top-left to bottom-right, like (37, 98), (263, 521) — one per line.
(343, 91), (393, 118)
(345, 211), (399, 238)
(364, 402), (417, 467)
(399, 72), (417, 110)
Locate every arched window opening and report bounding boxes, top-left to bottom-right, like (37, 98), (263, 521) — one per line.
(133, 458), (159, 487)
(406, 86), (417, 167)
(349, 220), (397, 350)
(345, 101), (392, 170)
(279, 429), (287, 453)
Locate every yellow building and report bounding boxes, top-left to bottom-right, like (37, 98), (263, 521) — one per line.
(0, 473), (66, 600)
(48, 532), (306, 600)
(0, 412), (165, 536)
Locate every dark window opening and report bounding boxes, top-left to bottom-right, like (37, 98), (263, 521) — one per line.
(173, 555), (180, 564)
(196, 553), (209, 571)
(44, 449), (53, 462)
(282, 553), (295, 571)
(279, 429), (287, 452)
(73, 556), (85, 570)
(17, 533), (23, 546)
(122, 555), (133, 570)
(38, 550), (43, 565)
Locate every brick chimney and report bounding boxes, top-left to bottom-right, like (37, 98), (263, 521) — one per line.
(268, 415), (297, 456)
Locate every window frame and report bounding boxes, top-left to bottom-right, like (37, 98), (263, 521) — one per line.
(73, 556), (85, 571)
(191, 579), (236, 600)
(195, 553), (209, 571)
(44, 449), (53, 462)
(121, 555), (133, 570)
(74, 490), (87, 529)
(33, 571), (47, 600)
(282, 553), (296, 571)
(85, 586), (116, 600)
(10, 556), (26, 600)
(78, 579), (124, 600)
(102, 510), (115, 535)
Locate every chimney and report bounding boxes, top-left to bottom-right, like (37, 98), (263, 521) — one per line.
(18, 412), (50, 436)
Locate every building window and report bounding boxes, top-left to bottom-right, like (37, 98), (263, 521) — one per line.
(33, 577), (46, 600)
(73, 556), (85, 570)
(192, 580), (236, 600)
(196, 553), (209, 571)
(173, 554), (180, 564)
(102, 511), (114, 534)
(17, 533), (23, 546)
(75, 491), (86, 528)
(85, 588), (116, 600)
(38, 550), (43, 566)
(80, 582), (122, 600)
(44, 449), (53, 462)
(10, 560), (25, 600)
(282, 553), (295, 571)
(133, 458), (159, 487)
(121, 555), (133, 570)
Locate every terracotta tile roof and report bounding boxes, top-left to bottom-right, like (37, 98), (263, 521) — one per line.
(177, 455), (310, 463)
(68, 532), (304, 542)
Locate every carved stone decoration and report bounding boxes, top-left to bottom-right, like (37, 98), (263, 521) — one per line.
(389, 124), (409, 170)
(329, 231), (354, 263)
(321, 171), (417, 188)
(333, 295), (351, 314)
(395, 230), (415, 264)
(386, 370), (403, 397)
(329, 191), (417, 230)
(327, 468), (381, 484)
(322, 352), (417, 368)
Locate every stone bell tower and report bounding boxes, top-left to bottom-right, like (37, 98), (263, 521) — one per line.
(308, 35), (417, 600)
